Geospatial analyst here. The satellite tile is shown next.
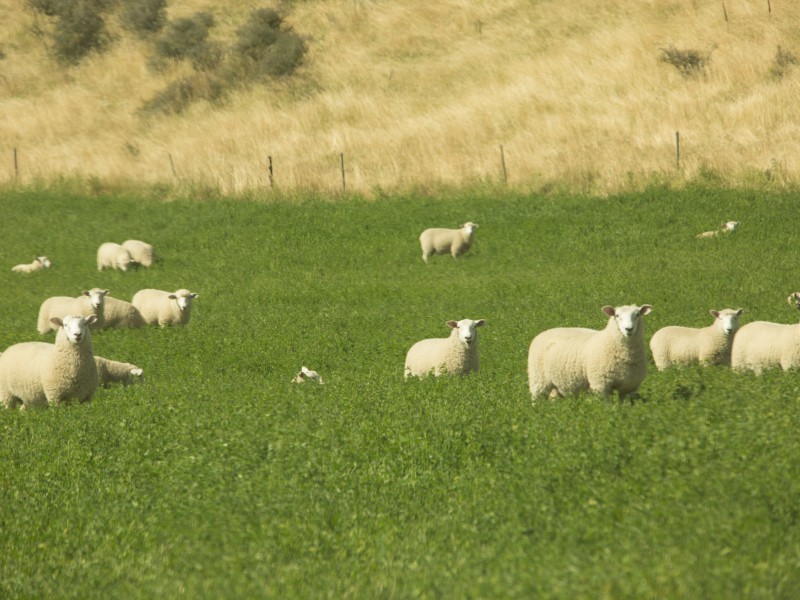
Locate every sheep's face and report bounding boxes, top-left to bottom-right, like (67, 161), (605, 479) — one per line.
(126, 368), (144, 386)
(37, 256), (51, 268)
(462, 222), (478, 237)
(604, 305), (651, 338)
(84, 288), (109, 309)
(170, 290), (198, 311)
(723, 221), (739, 232)
(711, 308), (743, 336)
(447, 318), (486, 347)
(59, 315), (92, 344)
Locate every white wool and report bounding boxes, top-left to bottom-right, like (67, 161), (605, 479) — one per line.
(419, 222), (478, 263)
(95, 356), (144, 388)
(650, 308), (743, 369)
(404, 318), (485, 378)
(122, 240), (155, 267)
(101, 296), (145, 329)
(132, 288), (199, 327)
(97, 242), (133, 271)
(12, 256), (52, 273)
(37, 288), (108, 334)
(292, 366), (324, 384)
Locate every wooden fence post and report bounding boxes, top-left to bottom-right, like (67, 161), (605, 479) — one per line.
(499, 144), (508, 184)
(13, 147), (18, 182)
(340, 153), (346, 192)
(675, 131), (680, 169)
(168, 153), (178, 181)
(268, 156), (273, 188)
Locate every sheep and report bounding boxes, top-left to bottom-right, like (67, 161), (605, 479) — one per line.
(419, 222), (478, 263)
(131, 288), (199, 327)
(101, 296), (145, 329)
(37, 288), (108, 334)
(649, 308), (744, 370)
(0, 315), (98, 409)
(404, 318), (485, 378)
(696, 220), (740, 238)
(122, 240), (155, 267)
(528, 304), (652, 402)
(731, 298), (800, 374)
(94, 356), (144, 388)
(97, 242), (134, 271)
(292, 366), (324, 384)
(12, 256), (52, 273)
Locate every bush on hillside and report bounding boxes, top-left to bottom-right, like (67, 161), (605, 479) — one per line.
(769, 45), (797, 80)
(151, 12), (222, 71)
(659, 45), (713, 77)
(229, 8), (307, 81)
(120, 0), (168, 37)
(140, 73), (225, 115)
(51, 0), (110, 64)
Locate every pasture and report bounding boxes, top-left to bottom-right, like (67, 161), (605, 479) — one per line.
(1, 185), (799, 598)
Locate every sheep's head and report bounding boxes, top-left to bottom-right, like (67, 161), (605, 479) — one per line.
(603, 304), (651, 338)
(447, 318), (485, 347)
(37, 256), (52, 268)
(461, 222), (479, 237)
(711, 308), (744, 336)
(83, 288), (109, 309)
(169, 289), (199, 311)
(293, 366), (323, 384)
(126, 367), (144, 386)
(52, 315), (96, 344)
(722, 221), (740, 232)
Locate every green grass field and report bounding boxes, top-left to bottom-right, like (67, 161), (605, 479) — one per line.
(1, 185), (799, 598)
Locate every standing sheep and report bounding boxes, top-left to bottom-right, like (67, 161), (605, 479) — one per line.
(404, 318), (485, 378)
(97, 242), (134, 271)
(94, 356), (144, 388)
(132, 288), (199, 327)
(37, 288), (108, 334)
(528, 304), (652, 401)
(101, 296), (145, 329)
(12, 256), (52, 273)
(0, 315), (98, 409)
(419, 222), (478, 263)
(122, 240), (155, 267)
(731, 298), (800, 374)
(650, 308), (744, 370)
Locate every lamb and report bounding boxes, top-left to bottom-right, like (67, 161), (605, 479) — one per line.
(649, 308), (744, 370)
(94, 356), (144, 388)
(292, 366), (324, 384)
(419, 222), (478, 263)
(528, 304), (652, 401)
(12, 256), (52, 273)
(101, 296), (145, 329)
(404, 318), (485, 378)
(97, 242), (134, 271)
(37, 288), (108, 334)
(696, 220), (740, 238)
(122, 240), (155, 267)
(0, 315), (98, 409)
(731, 297), (800, 374)
(132, 288), (199, 327)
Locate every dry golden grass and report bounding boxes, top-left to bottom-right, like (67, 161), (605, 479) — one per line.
(1, 0), (799, 195)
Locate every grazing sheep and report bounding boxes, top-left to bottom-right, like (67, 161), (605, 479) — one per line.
(97, 242), (134, 271)
(132, 288), (199, 327)
(292, 366), (324, 384)
(650, 308), (744, 370)
(731, 298), (800, 374)
(37, 288), (108, 334)
(101, 296), (145, 329)
(404, 318), (485, 378)
(12, 256), (52, 273)
(122, 240), (155, 267)
(0, 315), (98, 409)
(697, 220), (740, 238)
(528, 304), (652, 401)
(94, 356), (144, 388)
(419, 222), (478, 263)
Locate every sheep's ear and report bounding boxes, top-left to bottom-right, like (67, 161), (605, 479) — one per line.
(639, 305), (652, 315)
(82, 290), (90, 296)
(191, 293), (198, 298)
(446, 320), (458, 328)
(736, 308), (744, 315)
(602, 306), (616, 316)
(50, 317), (64, 328)
(86, 315), (97, 325)
(168, 294), (177, 299)
(102, 289), (110, 296)
(474, 319), (486, 327)
(710, 310), (720, 319)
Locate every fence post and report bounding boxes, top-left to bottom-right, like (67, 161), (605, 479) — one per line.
(268, 156), (273, 188)
(499, 144), (508, 184)
(168, 153), (178, 181)
(13, 147), (18, 182)
(340, 153), (346, 192)
(675, 131), (680, 169)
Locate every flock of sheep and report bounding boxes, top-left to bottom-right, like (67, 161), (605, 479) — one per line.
(4, 218), (795, 407)
(1, 239), (200, 409)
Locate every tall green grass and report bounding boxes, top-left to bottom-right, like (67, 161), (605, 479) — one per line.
(1, 185), (799, 598)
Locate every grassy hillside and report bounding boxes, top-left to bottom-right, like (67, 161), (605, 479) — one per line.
(1, 0), (800, 195)
(1, 185), (799, 597)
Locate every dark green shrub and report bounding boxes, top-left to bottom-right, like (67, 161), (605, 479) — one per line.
(52, 1), (109, 64)
(769, 45), (797, 80)
(120, 0), (167, 37)
(152, 12), (221, 71)
(140, 73), (225, 114)
(230, 8), (306, 80)
(27, 0), (63, 17)
(659, 45), (713, 77)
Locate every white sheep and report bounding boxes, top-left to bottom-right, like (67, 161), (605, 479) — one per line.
(37, 288), (108, 334)
(649, 308), (744, 370)
(528, 304), (652, 401)
(101, 296), (145, 329)
(788, 292), (800, 310)
(404, 318), (485, 378)
(12, 256), (52, 273)
(131, 288), (199, 327)
(0, 315), (98, 409)
(419, 222), (478, 263)
(122, 240), (155, 267)
(292, 366), (324, 384)
(696, 220), (740, 238)
(731, 298), (800, 374)
(94, 356), (144, 388)
(97, 242), (134, 271)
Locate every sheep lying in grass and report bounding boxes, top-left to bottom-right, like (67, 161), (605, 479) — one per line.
(528, 304), (652, 401)
(419, 222), (478, 263)
(12, 256), (51, 273)
(132, 288), (199, 327)
(697, 220), (740, 238)
(95, 356), (144, 388)
(97, 242), (134, 271)
(731, 296), (800, 374)
(404, 318), (485, 378)
(292, 366), (324, 384)
(37, 288), (108, 334)
(122, 240), (155, 267)
(101, 296), (145, 329)
(0, 315), (98, 409)
(650, 308), (744, 369)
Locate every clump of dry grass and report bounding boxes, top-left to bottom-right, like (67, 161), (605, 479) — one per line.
(1, 0), (799, 195)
